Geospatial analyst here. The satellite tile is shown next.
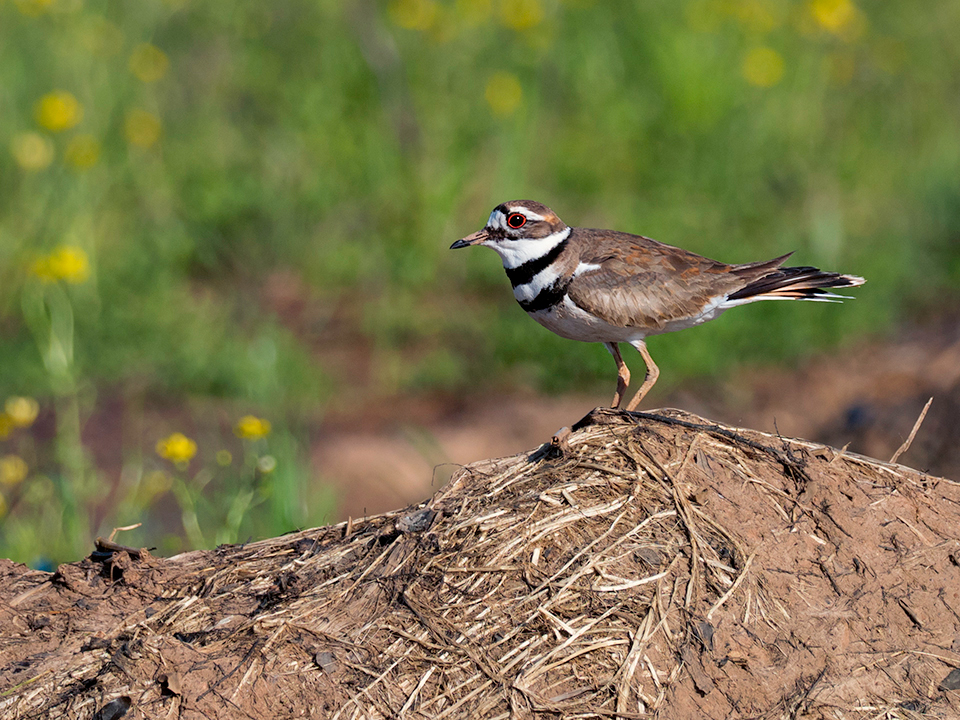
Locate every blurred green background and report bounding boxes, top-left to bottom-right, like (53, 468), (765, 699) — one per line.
(1, 0), (958, 565)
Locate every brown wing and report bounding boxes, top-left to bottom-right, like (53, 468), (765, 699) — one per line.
(566, 228), (791, 331)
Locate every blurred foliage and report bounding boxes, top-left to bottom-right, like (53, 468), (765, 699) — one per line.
(1, 0), (959, 563)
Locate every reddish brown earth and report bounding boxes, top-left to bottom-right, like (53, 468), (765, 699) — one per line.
(3, 408), (960, 718)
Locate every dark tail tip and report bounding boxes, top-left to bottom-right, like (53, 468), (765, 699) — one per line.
(728, 267), (865, 302)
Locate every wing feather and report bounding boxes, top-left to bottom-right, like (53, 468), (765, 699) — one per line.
(567, 230), (760, 330)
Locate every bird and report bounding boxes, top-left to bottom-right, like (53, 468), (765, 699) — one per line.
(450, 200), (865, 411)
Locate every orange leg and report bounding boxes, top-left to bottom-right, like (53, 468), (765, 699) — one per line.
(604, 342), (630, 408)
(625, 340), (659, 411)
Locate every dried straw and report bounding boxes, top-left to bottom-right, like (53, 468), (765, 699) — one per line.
(2, 408), (958, 719)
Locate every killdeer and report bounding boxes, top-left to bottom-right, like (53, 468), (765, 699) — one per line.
(451, 200), (865, 410)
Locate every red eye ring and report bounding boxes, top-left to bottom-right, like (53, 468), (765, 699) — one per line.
(507, 213), (527, 229)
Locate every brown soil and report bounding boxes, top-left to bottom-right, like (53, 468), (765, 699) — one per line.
(3, 409), (960, 718)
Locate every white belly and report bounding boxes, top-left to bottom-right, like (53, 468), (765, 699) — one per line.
(527, 294), (733, 344)
(528, 296), (648, 344)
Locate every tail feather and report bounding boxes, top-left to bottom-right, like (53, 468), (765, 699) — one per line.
(727, 265), (865, 304)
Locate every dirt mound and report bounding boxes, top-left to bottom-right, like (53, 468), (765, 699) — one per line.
(2, 409), (960, 719)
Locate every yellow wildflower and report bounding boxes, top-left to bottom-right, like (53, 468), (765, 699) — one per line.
(497, 0), (543, 30)
(0, 455), (29, 486)
(0, 414), (14, 439)
(388, 0), (438, 30)
(35, 91), (83, 132)
(485, 71), (523, 117)
(129, 43), (170, 83)
(156, 432), (198, 464)
(64, 134), (101, 170)
(810, 0), (854, 33)
(5, 397), (39, 428)
(11, 132), (54, 171)
(14, 0), (53, 17)
(257, 455), (277, 474)
(32, 246), (91, 284)
(234, 416), (271, 440)
(742, 46), (785, 88)
(125, 109), (162, 148)
(216, 450), (233, 466)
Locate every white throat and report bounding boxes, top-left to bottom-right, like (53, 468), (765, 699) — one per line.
(483, 226), (571, 269)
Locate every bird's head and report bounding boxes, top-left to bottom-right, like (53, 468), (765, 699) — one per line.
(450, 201), (568, 252)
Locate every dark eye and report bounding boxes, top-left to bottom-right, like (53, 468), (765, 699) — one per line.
(507, 213), (527, 229)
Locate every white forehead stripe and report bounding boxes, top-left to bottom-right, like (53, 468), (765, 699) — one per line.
(505, 207), (546, 222)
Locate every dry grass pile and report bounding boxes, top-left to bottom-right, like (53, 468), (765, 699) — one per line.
(2, 408), (960, 719)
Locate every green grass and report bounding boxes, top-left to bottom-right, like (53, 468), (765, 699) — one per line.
(1, 0), (959, 564)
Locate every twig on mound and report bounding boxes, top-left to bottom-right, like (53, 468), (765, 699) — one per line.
(890, 397), (933, 464)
